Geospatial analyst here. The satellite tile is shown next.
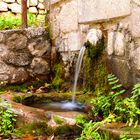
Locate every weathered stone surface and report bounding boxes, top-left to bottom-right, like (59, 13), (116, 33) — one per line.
(67, 32), (81, 51)
(133, 0), (140, 6)
(108, 58), (132, 87)
(107, 31), (114, 55)
(10, 68), (28, 83)
(28, 39), (50, 57)
(3, 0), (15, 3)
(6, 33), (27, 50)
(38, 9), (45, 14)
(8, 3), (21, 13)
(16, 0), (21, 4)
(0, 2), (8, 11)
(86, 28), (102, 46)
(50, 0), (61, 5)
(29, 0), (38, 6)
(29, 7), (38, 14)
(30, 58), (50, 75)
(39, 0), (44, 2)
(50, 6), (61, 39)
(78, 0), (131, 23)
(107, 32), (125, 56)
(58, 0), (78, 33)
(0, 44), (8, 57)
(37, 3), (45, 9)
(0, 61), (28, 83)
(2, 51), (31, 66)
(131, 47), (140, 73)
(114, 32), (125, 56)
(26, 27), (46, 38)
(58, 32), (81, 52)
(0, 33), (5, 43)
(130, 6), (140, 37)
(0, 61), (11, 75)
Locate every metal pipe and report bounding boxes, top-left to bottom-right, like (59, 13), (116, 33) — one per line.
(21, 0), (27, 29)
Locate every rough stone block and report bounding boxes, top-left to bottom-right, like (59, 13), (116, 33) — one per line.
(107, 32), (125, 56)
(30, 58), (50, 75)
(108, 58), (133, 87)
(6, 33), (27, 50)
(0, 33), (5, 43)
(29, 7), (38, 14)
(58, 0), (78, 33)
(28, 39), (50, 57)
(3, 0), (15, 3)
(58, 32), (81, 52)
(8, 3), (21, 13)
(29, 0), (38, 6)
(37, 3), (45, 9)
(78, 0), (131, 23)
(130, 6), (140, 37)
(0, 2), (8, 11)
(131, 47), (140, 73)
(50, 0), (61, 5)
(2, 51), (31, 66)
(132, 0), (140, 6)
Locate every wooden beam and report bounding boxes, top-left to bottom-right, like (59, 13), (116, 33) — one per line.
(21, 0), (27, 29)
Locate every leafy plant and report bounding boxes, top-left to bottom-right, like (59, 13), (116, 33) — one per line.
(0, 101), (17, 137)
(76, 74), (140, 140)
(75, 114), (114, 140)
(0, 12), (45, 30)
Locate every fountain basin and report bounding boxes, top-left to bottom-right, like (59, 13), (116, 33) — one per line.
(0, 93), (86, 139)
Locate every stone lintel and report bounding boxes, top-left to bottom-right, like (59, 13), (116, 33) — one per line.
(78, 0), (131, 23)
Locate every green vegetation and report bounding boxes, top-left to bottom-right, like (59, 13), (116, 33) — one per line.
(0, 13), (45, 30)
(18, 122), (52, 136)
(76, 74), (140, 140)
(53, 116), (64, 125)
(51, 64), (64, 92)
(83, 39), (108, 92)
(0, 101), (19, 138)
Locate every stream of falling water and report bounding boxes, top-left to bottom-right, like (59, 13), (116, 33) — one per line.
(72, 46), (86, 103)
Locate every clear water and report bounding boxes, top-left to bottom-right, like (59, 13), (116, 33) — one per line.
(72, 46), (86, 103)
(31, 101), (85, 112)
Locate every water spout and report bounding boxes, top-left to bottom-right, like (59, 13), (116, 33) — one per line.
(72, 46), (86, 103)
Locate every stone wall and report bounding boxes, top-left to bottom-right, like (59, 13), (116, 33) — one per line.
(49, 0), (140, 87)
(0, 0), (45, 14)
(0, 27), (51, 84)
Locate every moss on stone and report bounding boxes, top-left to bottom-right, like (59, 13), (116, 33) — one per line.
(83, 39), (109, 93)
(54, 124), (82, 136)
(51, 64), (64, 92)
(53, 116), (64, 125)
(18, 122), (53, 136)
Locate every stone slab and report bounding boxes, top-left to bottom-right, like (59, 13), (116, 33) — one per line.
(78, 0), (131, 23)
(50, 0), (61, 5)
(130, 6), (140, 37)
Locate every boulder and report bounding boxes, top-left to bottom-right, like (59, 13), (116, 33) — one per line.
(28, 39), (50, 57)
(30, 57), (50, 75)
(6, 33), (27, 50)
(2, 51), (31, 66)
